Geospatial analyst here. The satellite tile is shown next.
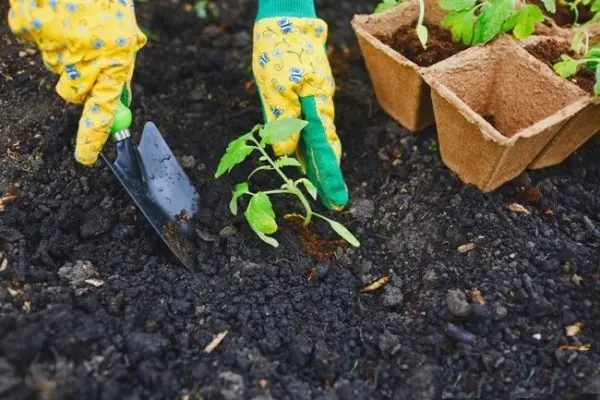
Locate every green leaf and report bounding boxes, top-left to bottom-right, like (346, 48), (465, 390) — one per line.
(553, 55), (579, 78)
(215, 133), (255, 178)
(244, 193), (277, 235)
(298, 178), (318, 200)
(439, 0), (477, 11)
(274, 156), (302, 169)
(583, 45), (600, 59)
(229, 182), (249, 215)
(442, 9), (476, 44)
(259, 118), (308, 146)
(374, 0), (401, 13)
(194, 0), (209, 19)
(478, 0), (515, 44)
(541, 0), (556, 13)
(512, 5), (544, 40)
(592, 0), (600, 12)
(327, 219), (360, 247)
(416, 24), (429, 49)
(501, 10), (520, 33)
(256, 231), (280, 247)
(594, 64), (600, 96)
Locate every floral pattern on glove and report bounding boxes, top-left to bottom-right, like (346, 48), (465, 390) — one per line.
(8, 0), (147, 165)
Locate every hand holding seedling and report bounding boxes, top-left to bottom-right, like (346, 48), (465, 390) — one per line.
(440, 0), (556, 45)
(7, 0), (147, 165)
(252, 0), (349, 211)
(215, 118), (359, 248)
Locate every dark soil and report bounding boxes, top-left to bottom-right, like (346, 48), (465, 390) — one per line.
(525, 40), (597, 94)
(377, 24), (467, 67)
(2, 1), (600, 399)
(530, 0), (594, 26)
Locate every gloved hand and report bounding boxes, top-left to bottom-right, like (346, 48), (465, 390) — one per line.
(252, 0), (349, 211)
(8, 0), (147, 165)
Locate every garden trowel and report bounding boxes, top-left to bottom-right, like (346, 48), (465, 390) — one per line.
(100, 101), (199, 271)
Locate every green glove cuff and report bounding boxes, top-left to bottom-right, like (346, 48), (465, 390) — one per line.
(256, 0), (316, 20)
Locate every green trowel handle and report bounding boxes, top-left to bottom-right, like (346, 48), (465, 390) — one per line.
(110, 100), (133, 135)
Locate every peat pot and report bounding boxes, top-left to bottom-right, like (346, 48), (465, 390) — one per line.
(421, 36), (593, 191)
(351, 0), (570, 133)
(521, 35), (600, 169)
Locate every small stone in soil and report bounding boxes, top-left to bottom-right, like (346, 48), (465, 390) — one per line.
(180, 155), (197, 169)
(382, 285), (403, 307)
(445, 323), (476, 344)
(350, 199), (375, 221)
(446, 289), (470, 317)
(58, 260), (97, 286)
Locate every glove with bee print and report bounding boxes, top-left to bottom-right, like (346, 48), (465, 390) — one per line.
(7, 0), (147, 165)
(252, 0), (349, 211)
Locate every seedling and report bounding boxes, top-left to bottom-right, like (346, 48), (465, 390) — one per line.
(440, 0), (556, 45)
(214, 118), (360, 248)
(374, 0), (403, 13)
(557, 0), (600, 24)
(374, 0), (428, 49)
(553, 42), (600, 95)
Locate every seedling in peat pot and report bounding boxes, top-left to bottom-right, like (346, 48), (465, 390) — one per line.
(214, 118), (360, 249)
(374, 0), (429, 49)
(440, 0), (556, 45)
(553, 42), (600, 94)
(558, 0), (600, 25)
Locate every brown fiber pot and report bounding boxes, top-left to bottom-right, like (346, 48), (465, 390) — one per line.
(351, 0), (448, 132)
(351, 1), (571, 133)
(520, 35), (600, 170)
(421, 36), (593, 191)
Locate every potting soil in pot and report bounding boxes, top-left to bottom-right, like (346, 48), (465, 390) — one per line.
(376, 24), (467, 67)
(530, 0), (594, 26)
(525, 39), (597, 95)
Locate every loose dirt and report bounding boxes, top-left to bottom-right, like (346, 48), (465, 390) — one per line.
(377, 24), (467, 67)
(1, 1), (600, 399)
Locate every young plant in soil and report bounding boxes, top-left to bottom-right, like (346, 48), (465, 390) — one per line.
(553, 41), (600, 94)
(375, 0), (429, 49)
(557, 0), (599, 24)
(440, 0), (557, 45)
(214, 118), (360, 248)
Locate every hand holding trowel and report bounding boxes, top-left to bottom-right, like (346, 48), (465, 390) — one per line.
(7, 0), (199, 270)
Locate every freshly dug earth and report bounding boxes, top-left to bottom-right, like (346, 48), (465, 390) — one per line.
(2, 1), (600, 399)
(377, 24), (467, 67)
(525, 40), (596, 94)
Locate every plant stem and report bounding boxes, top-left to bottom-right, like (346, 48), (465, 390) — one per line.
(249, 139), (313, 225)
(290, 185), (314, 225)
(262, 189), (291, 196)
(249, 141), (290, 184)
(417, 0), (425, 28)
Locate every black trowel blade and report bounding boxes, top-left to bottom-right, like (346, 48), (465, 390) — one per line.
(101, 121), (199, 270)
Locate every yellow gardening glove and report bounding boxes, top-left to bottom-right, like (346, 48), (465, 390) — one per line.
(7, 0), (147, 165)
(252, 1), (349, 211)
